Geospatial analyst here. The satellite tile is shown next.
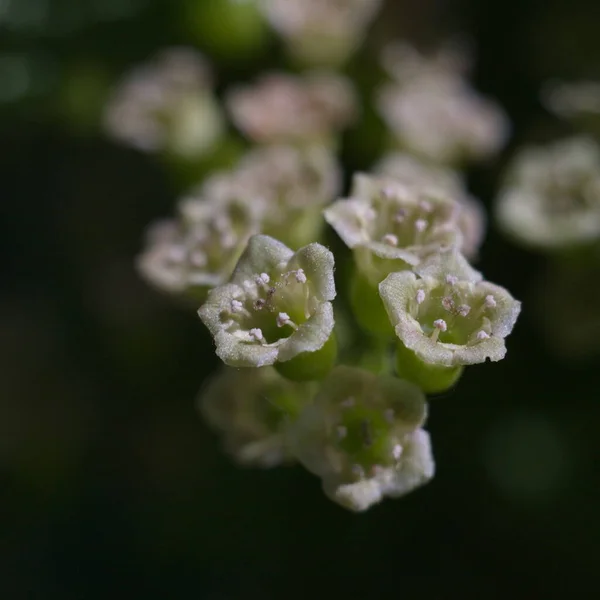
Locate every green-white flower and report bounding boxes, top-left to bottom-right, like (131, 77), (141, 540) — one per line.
(287, 366), (433, 512)
(379, 251), (521, 391)
(199, 366), (315, 468)
(375, 152), (487, 260)
(496, 136), (600, 250)
(137, 193), (257, 302)
(198, 235), (337, 380)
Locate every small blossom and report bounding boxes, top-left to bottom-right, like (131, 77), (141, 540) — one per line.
(198, 366), (314, 468)
(496, 136), (600, 250)
(204, 144), (341, 249)
(259, 0), (383, 66)
(375, 152), (487, 259)
(198, 234), (336, 369)
(379, 251), (521, 367)
(103, 47), (224, 159)
(136, 194), (257, 301)
(324, 173), (464, 283)
(377, 70), (509, 165)
(286, 366), (433, 512)
(226, 71), (357, 145)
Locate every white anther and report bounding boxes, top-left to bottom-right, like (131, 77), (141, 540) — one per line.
(433, 319), (447, 332)
(231, 299), (244, 312)
(249, 328), (264, 342)
(485, 294), (497, 308)
(476, 330), (490, 340)
(256, 272), (270, 285)
(294, 269), (307, 284)
(419, 199), (433, 212)
(416, 289), (426, 304)
(441, 296), (454, 311)
(446, 274), (458, 286)
(392, 445), (403, 460)
(336, 426), (347, 440)
(458, 304), (471, 317)
(415, 218), (428, 232)
(384, 409), (395, 423)
(382, 233), (398, 246)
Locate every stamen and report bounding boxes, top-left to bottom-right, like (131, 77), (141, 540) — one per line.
(294, 269), (307, 284)
(249, 328), (264, 342)
(441, 296), (454, 311)
(446, 274), (458, 286)
(415, 218), (428, 233)
(392, 445), (403, 460)
(416, 289), (426, 304)
(230, 299), (244, 313)
(485, 294), (497, 308)
(476, 330), (490, 340)
(276, 312), (298, 330)
(430, 318), (447, 342)
(419, 199), (433, 212)
(382, 233), (399, 246)
(457, 304), (471, 317)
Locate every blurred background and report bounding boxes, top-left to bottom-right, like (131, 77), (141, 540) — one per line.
(2, 0), (600, 597)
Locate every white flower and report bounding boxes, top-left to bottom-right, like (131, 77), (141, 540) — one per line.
(496, 136), (600, 250)
(104, 47), (224, 158)
(198, 235), (336, 368)
(379, 251), (521, 367)
(287, 366), (433, 512)
(226, 71), (357, 145)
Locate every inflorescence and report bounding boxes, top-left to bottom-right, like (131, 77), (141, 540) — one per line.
(129, 31), (522, 511)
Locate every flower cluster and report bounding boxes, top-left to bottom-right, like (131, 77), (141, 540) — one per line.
(130, 28), (521, 511)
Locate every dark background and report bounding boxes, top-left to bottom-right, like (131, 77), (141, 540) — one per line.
(2, 0), (599, 597)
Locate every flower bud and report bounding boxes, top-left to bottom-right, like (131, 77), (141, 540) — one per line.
(198, 235), (337, 380)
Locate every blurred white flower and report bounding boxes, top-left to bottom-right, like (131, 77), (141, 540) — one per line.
(226, 71), (357, 146)
(104, 47), (224, 159)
